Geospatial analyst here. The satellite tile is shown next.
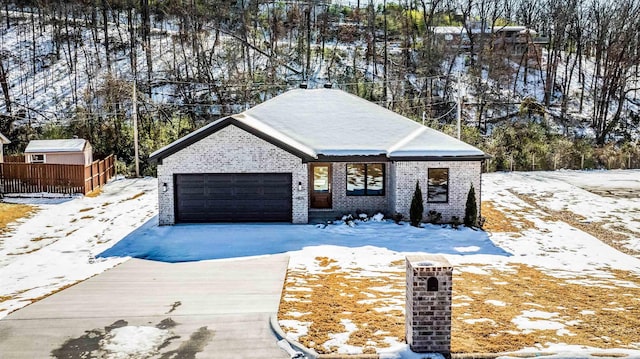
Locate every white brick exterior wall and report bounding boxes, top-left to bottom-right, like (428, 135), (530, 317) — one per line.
(156, 124), (482, 224)
(157, 125), (309, 224)
(329, 162), (391, 215)
(393, 161), (481, 222)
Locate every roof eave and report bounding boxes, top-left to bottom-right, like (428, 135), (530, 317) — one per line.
(313, 154), (390, 162)
(389, 154), (490, 161)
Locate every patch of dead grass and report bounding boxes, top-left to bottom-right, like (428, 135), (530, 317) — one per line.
(27, 281), (84, 304)
(509, 191), (640, 258)
(591, 353), (629, 357)
(85, 188), (103, 198)
(123, 192), (145, 201)
(30, 236), (55, 242)
(78, 207), (93, 213)
(316, 256), (338, 268)
(279, 261), (640, 354)
(279, 260), (405, 354)
(452, 264), (640, 353)
(481, 201), (535, 233)
(0, 203), (36, 233)
(7, 246), (42, 255)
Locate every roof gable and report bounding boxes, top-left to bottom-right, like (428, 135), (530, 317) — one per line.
(148, 117), (316, 163)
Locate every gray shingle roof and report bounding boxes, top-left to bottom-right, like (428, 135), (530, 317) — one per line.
(150, 88), (486, 162)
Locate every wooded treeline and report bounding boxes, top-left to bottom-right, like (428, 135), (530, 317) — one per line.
(0, 0), (638, 174)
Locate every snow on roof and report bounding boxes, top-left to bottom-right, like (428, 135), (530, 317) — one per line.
(25, 139), (88, 153)
(234, 88), (484, 158)
(494, 26), (528, 32)
(232, 113), (317, 158)
(150, 88), (486, 161)
(432, 26), (465, 34)
(389, 126), (485, 158)
(432, 26), (486, 35)
(234, 88), (412, 155)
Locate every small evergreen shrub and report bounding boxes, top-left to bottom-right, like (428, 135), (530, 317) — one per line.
(451, 216), (461, 230)
(410, 181), (424, 227)
(464, 184), (478, 227)
(392, 213), (403, 224)
(426, 210), (442, 224)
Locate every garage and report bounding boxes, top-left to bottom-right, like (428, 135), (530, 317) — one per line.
(175, 173), (292, 223)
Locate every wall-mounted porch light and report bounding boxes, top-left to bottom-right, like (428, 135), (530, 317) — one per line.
(162, 182), (168, 192)
(298, 181), (303, 191)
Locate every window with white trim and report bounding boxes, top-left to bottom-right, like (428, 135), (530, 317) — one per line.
(30, 154), (45, 163)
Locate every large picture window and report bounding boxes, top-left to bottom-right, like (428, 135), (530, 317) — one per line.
(427, 168), (449, 203)
(346, 163), (385, 196)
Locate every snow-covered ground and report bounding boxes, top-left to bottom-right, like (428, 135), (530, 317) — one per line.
(1, 170), (639, 358)
(0, 176), (157, 316)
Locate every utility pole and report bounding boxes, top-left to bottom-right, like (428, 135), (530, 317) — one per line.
(456, 91), (462, 140)
(132, 79), (140, 178)
(131, 6), (140, 178)
(456, 76), (462, 140)
(383, 0), (388, 103)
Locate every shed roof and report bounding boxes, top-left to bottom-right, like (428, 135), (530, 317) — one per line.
(25, 139), (88, 153)
(0, 132), (10, 145)
(150, 88), (486, 162)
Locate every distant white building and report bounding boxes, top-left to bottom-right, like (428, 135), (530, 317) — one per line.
(432, 23), (548, 59)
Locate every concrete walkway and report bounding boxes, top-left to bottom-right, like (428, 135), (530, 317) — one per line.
(0, 255), (290, 358)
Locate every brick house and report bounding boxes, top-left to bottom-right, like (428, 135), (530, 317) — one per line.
(149, 88), (487, 224)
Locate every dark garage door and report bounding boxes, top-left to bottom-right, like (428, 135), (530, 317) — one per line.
(175, 173), (292, 223)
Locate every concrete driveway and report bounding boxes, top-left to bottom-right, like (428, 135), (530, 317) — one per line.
(0, 255), (290, 358)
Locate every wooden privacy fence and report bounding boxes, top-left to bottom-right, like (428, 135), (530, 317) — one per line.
(84, 155), (116, 194)
(0, 155), (115, 195)
(4, 155), (25, 163)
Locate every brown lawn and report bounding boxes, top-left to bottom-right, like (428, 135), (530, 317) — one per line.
(278, 200), (640, 354)
(0, 203), (36, 233)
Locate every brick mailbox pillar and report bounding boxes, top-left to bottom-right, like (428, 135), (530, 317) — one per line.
(406, 255), (453, 354)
